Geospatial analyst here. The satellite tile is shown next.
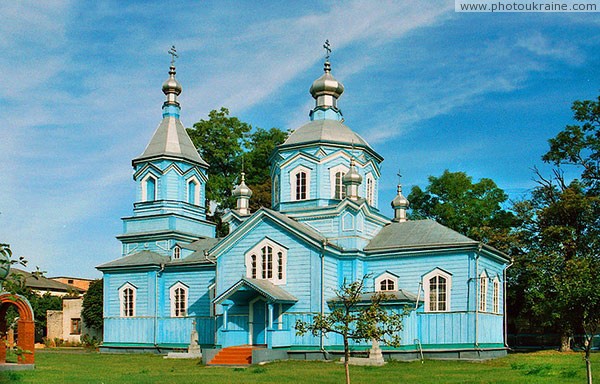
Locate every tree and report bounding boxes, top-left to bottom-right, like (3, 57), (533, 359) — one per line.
(295, 275), (405, 384)
(82, 279), (103, 334)
(408, 170), (517, 253)
(188, 109), (288, 235)
(543, 95), (600, 192)
(244, 127), (288, 211)
(187, 107), (251, 211)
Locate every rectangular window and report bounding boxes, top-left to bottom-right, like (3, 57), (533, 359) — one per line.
(479, 277), (488, 312)
(70, 318), (81, 335)
(296, 172), (307, 200)
(266, 247), (273, 279)
(277, 252), (283, 280)
(261, 247), (267, 279)
(493, 280), (500, 313)
(124, 288), (134, 317)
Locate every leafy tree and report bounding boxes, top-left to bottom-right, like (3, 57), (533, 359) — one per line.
(408, 170), (517, 253)
(244, 127), (288, 211)
(82, 279), (103, 334)
(543, 95), (600, 192)
(295, 275), (405, 384)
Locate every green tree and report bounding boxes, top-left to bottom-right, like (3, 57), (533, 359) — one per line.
(82, 279), (103, 334)
(244, 127), (288, 211)
(543, 95), (600, 191)
(408, 170), (517, 253)
(295, 275), (405, 384)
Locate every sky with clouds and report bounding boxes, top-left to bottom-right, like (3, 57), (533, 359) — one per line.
(1, 1), (599, 278)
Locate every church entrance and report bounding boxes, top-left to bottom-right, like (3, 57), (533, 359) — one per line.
(249, 298), (267, 345)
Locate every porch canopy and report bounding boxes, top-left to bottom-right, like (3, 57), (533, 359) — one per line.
(213, 277), (298, 305)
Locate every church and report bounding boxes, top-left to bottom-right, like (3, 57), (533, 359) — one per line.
(97, 47), (511, 362)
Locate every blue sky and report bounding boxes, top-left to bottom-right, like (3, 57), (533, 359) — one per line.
(1, 1), (599, 278)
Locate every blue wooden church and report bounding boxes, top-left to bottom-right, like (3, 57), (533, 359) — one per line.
(98, 51), (511, 361)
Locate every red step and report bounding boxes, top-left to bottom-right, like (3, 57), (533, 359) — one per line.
(208, 346), (253, 366)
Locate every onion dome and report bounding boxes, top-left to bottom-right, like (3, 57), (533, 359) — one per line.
(162, 64), (182, 106)
(391, 184), (409, 222)
(233, 172), (253, 216)
(310, 61), (345, 104)
(233, 172), (253, 198)
(343, 158), (362, 200)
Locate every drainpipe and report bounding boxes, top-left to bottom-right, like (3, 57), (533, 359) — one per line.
(154, 263), (165, 349)
(503, 258), (513, 348)
(320, 239), (327, 355)
(475, 243), (482, 349)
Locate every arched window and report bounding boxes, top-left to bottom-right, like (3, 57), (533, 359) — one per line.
(423, 269), (452, 312)
(493, 277), (500, 314)
(246, 239), (287, 285)
(273, 175), (280, 205)
(141, 174), (158, 202)
(290, 166), (311, 201)
(329, 164), (349, 200)
(170, 282), (188, 317)
(173, 245), (181, 260)
(479, 272), (488, 312)
(365, 174), (375, 206)
(187, 177), (200, 205)
(375, 272), (398, 292)
(119, 283), (136, 317)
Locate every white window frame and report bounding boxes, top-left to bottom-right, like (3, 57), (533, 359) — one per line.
(245, 238), (287, 285)
(273, 174), (280, 206)
(141, 173), (158, 202)
(186, 176), (201, 205)
(119, 283), (137, 317)
(365, 173), (375, 206)
(479, 271), (488, 312)
(173, 245), (181, 260)
(423, 269), (452, 312)
(170, 282), (189, 318)
(290, 165), (311, 201)
(375, 272), (398, 292)
(329, 164), (349, 200)
(492, 276), (500, 314)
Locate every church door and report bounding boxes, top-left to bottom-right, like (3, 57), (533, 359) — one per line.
(250, 298), (267, 345)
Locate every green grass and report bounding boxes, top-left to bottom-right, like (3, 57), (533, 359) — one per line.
(0, 350), (596, 383)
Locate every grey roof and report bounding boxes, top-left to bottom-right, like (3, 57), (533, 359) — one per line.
(365, 219), (478, 252)
(329, 289), (420, 304)
(97, 251), (169, 269)
(214, 277), (298, 304)
(282, 120), (372, 150)
(175, 237), (220, 264)
(262, 208), (327, 244)
(8, 268), (83, 293)
(133, 116), (208, 167)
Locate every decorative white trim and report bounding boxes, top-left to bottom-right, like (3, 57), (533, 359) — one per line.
(248, 297), (267, 345)
(273, 174), (280, 206)
(492, 276), (500, 314)
(170, 281), (189, 317)
(329, 164), (349, 199)
(141, 173), (158, 202)
(289, 165), (311, 201)
(119, 283), (136, 317)
(186, 176), (201, 206)
(479, 271), (488, 312)
(342, 212), (354, 231)
(375, 272), (398, 292)
(172, 245), (181, 260)
(423, 268), (452, 312)
(245, 238), (287, 285)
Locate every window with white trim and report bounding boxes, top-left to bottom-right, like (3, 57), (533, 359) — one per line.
(365, 173), (375, 206)
(245, 238), (287, 285)
(290, 166), (311, 201)
(492, 277), (500, 314)
(375, 272), (398, 292)
(170, 282), (188, 317)
(273, 175), (280, 205)
(119, 283), (136, 317)
(329, 164), (349, 200)
(423, 269), (452, 312)
(141, 174), (158, 202)
(479, 272), (488, 312)
(187, 176), (200, 205)
(173, 245), (181, 259)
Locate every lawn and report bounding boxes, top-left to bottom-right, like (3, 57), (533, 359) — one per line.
(0, 349), (597, 384)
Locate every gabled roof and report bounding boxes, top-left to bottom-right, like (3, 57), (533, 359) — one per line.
(8, 268), (83, 294)
(213, 277), (298, 304)
(132, 116), (208, 167)
(365, 219), (478, 252)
